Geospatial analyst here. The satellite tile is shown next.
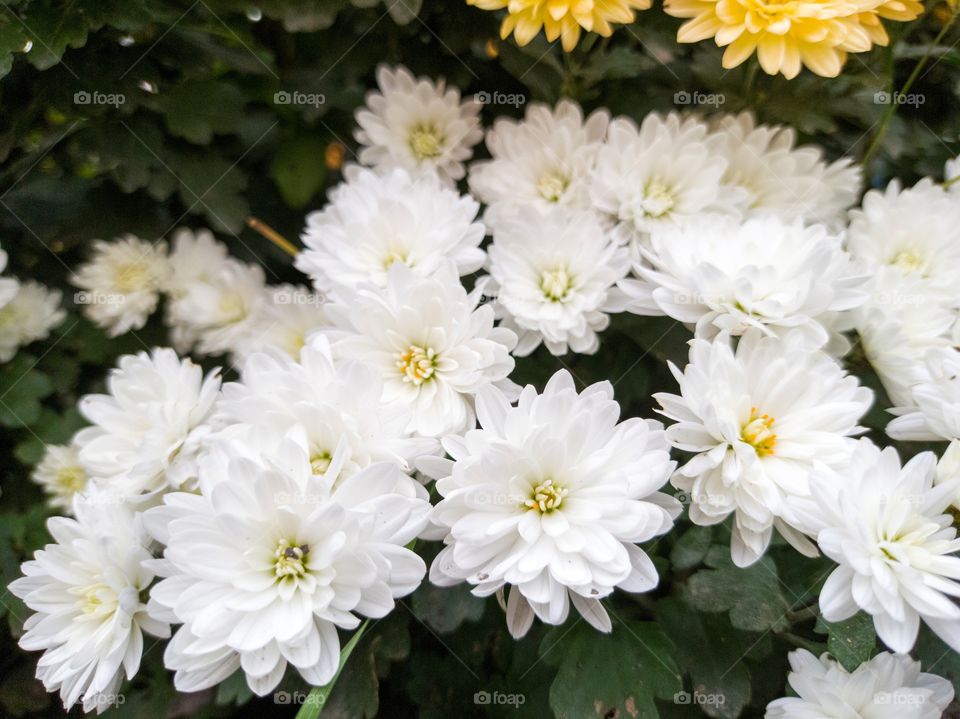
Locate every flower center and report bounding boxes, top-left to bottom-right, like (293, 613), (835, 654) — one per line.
(890, 248), (925, 274)
(540, 266), (573, 302)
(72, 581), (117, 618)
(218, 293), (247, 323)
(396, 344), (438, 385)
(523, 479), (568, 513)
(741, 407), (777, 457)
(114, 262), (151, 293)
(408, 124), (444, 160)
(639, 180), (675, 218)
(57, 465), (88, 494)
(274, 539), (310, 579)
(383, 248), (410, 270)
(537, 171), (569, 202)
(310, 450), (332, 475)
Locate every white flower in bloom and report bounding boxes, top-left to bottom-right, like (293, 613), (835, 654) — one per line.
(232, 284), (327, 361)
(214, 341), (437, 483)
(355, 64), (483, 183)
(32, 441), (89, 512)
(323, 263), (517, 437)
(711, 112), (861, 228)
(165, 253), (266, 358)
(590, 113), (737, 243)
(486, 207), (629, 356)
(72, 236), (169, 337)
(620, 215), (867, 349)
(296, 167), (485, 296)
(468, 100), (610, 228)
(9, 495), (170, 713)
(887, 348), (960, 442)
(766, 649), (953, 719)
(945, 155), (960, 193)
(0, 281), (65, 361)
(75, 348), (222, 501)
(424, 371), (679, 638)
(847, 178), (960, 293)
(0, 244), (19, 309)
(856, 268), (956, 407)
(655, 331), (872, 567)
(797, 439), (960, 653)
(145, 444), (430, 695)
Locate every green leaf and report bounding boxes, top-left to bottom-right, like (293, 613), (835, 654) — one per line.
(270, 135), (328, 209)
(411, 581), (485, 634)
(154, 80), (246, 144)
(670, 525), (713, 571)
(295, 620), (370, 719)
(659, 599), (752, 719)
(683, 546), (790, 633)
(541, 620), (682, 718)
(814, 613), (876, 672)
(0, 355), (55, 428)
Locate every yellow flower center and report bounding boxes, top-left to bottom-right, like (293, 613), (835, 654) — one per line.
(114, 262), (151, 293)
(540, 266), (573, 301)
(72, 581), (116, 618)
(890, 248), (925, 274)
(640, 180), (675, 218)
(524, 479), (568, 513)
(274, 539), (309, 579)
(741, 407), (777, 457)
(310, 450), (332, 475)
(408, 124), (444, 160)
(218, 293), (247, 323)
(56, 465), (88, 495)
(383, 248), (409, 270)
(537, 171), (569, 202)
(397, 344), (438, 385)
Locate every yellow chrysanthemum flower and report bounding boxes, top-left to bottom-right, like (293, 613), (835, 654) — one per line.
(468, 0), (652, 51)
(664, 0), (922, 78)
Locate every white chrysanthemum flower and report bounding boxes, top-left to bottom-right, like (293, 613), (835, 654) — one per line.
(887, 348), (960, 442)
(796, 439), (960, 654)
(590, 113), (738, 243)
(468, 100), (610, 228)
(620, 215), (867, 349)
(32, 441), (89, 512)
(323, 262), (517, 437)
(0, 244), (20, 309)
(766, 649), (953, 719)
(144, 444), (430, 696)
(72, 236), (169, 337)
(214, 341), (437, 483)
(856, 267), (956, 407)
(655, 331), (872, 567)
(486, 207), (629, 356)
(296, 167), (485, 296)
(231, 284), (327, 361)
(0, 280), (65, 361)
(165, 253), (266, 358)
(847, 178), (960, 293)
(9, 494), (170, 714)
(423, 370), (680, 638)
(710, 112), (861, 228)
(355, 64), (483, 184)
(75, 348), (222, 501)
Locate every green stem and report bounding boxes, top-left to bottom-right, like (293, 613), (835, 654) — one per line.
(295, 620), (371, 719)
(786, 604), (821, 624)
(740, 59), (760, 109)
(776, 631), (824, 654)
(862, 9), (959, 166)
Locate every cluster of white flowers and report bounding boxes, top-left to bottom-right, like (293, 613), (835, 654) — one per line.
(15, 66), (960, 713)
(70, 228), (327, 364)
(0, 243), (65, 362)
